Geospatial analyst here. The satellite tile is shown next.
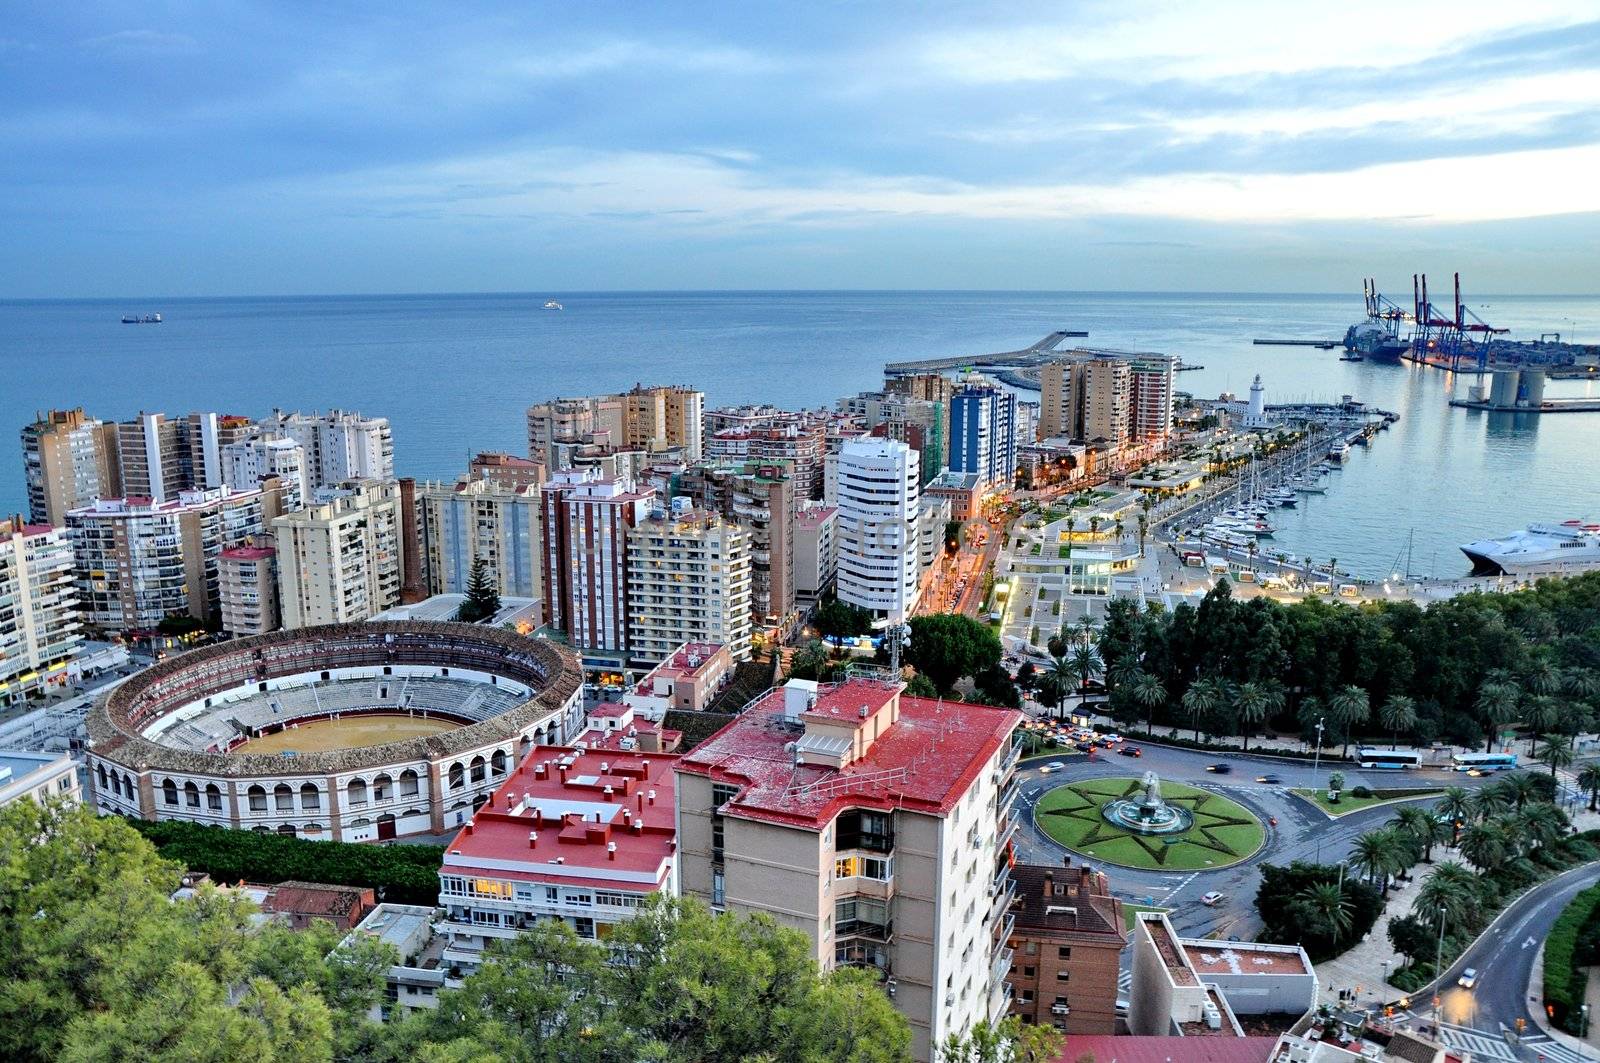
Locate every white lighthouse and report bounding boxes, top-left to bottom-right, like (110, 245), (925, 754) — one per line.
(1244, 373), (1270, 429)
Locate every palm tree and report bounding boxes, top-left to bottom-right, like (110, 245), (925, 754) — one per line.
(1136, 513), (1149, 558)
(1438, 787), (1471, 846)
(1522, 696), (1561, 755)
(1474, 681), (1520, 753)
(1414, 861), (1480, 928)
(1459, 820), (1511, 873)
(1181, 677), (1230, 743)
(1537, 733), (1575, 779)
(1047, 655), (1074, 720)
(1349, 830), (1406, 894)
(1297, 881), (1354, 944)
(1395, 805), (1445, 863)
(1113, 518), (1126, 546)
(1564, 668), (1600, 701)
(1578, 763), (1600, 812)
(1378, 696), (1418, 750)
(1327, 685), (1371, 759)
(1500, 772), (1540, 811)
(1467, 786), (1509, 823)
(1517, 803), (1565, 852)
(1036, 674), (1066, 718)
(1068, 642), (1102, 703)
(1234, 680), (1282, 753)
(1064, 516), (1077, 559)
(1088, 515), (1103, 542)
(1129, 671), (1167, 738)
(1528, 661), (1563, 697)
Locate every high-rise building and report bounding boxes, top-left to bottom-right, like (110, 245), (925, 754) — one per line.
(676, 677), (1023, 1062)
(539, 467), (653, 654)
(839, 392), (947, 486)
(115, 412), (186, 502)
(626, 503), (752, 665)
(949, 381), (1017, 489)
(467, 452), (546, 490)
(272, 480), (405, 628)
(0, 517), (82, 705)
(678, 462), (796, 627)
(1004, 862), (1127, 1033)
(793, 503), (838, 604)
(526, 395), (626, 467)
(222, 436), (308, 510)
(1127, 355), (1176, 442)
(705, 422), (828, 501)
(21, 408), (121, 526)
(1081, 359), (1132, 447)
(834, 438), (921, 620)
(528, 387), (702, 472)
(261, 409), (394, 489)
(417, 478), (544, 605)
(1038, 361), (1076, 442)
(217, 545), (280, 637)
(68, 484), (284, 630)
(885, 372), (956, 405)
(624, 384), (704, 462)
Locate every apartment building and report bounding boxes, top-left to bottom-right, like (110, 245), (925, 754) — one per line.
(527, 386), (703, 471)
(217, 545), (280, 637)
(625, 503), (752, 666)
(1128, 355), (1177, 443)
(539, 467), (653, 654)
(0, 518), (82, 705)
(436, 742), (680, 975)
(417, 478), (544, 607)
(624, 641), (734, 715)
(272, 480), (405, 627)
(793, 503), (838, 604)
(1129, 912), (1316, 1038)
(840, 392), (947, 486)
(949, 380), (1017, 490)
(526, 395), (626, 467)
(678, 461), (796, 628)
(834, 438), (921, 620)
(676, 677), (1024, 1062)
(67, 484), (284, 631)
(1004, 862), (1126, 1034)
(115, 412), (187, 502)
(624, 384), (704, 461)
(0, 749), (80, 809)
(222, 436), (308, 510)
(1040, 353), (1169, 449)
(885, 373), (957, 405)
(467, 452), (546, 490)
(21, 408), (121, 526)
(702, 410), (832, 500)
(261, 408), (394, 488)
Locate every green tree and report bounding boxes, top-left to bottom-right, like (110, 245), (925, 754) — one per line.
(1475, 680), (1520, 753)
(1578, 763), (1600, 812)
(1395, 805), (1446, 863)
(1459, 819), (1511, 872)
(1128, 671), (1167, 738)
(939, 1017), (1063, 1063)
(1067, 642), (1102, 702)
(813, 598), (875, 640)
(904, 672), (940, 699)
(1438, 787), (1472, 845)
(1296, 881), (1354, 944)
(1537, 733), (1575, 779)
(1387, 913), (1437, 968)
(1378, 695), (1418, 749)
(455, 556), (502, 624)
(906, 614), (1002, 695)
(1349, 828), (1409, 895)
(1181, 676), (1228, 742)
(1234, 680), (1283, 752)
(1327, 685), (1371, 759)
(1523, 695), (1562, 754)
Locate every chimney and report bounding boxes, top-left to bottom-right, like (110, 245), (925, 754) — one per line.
(859, 704), (869, 718)
(637, 792), (645, 813)
(647, 789), (656, 805)
(1042, 870), (1053, 899)
(603, 785), (615, 801)
(607, 842), (617, 861)
(464, 822), (474, 836)
(623, 809), (633, 823)
(600, 762), (610, 774)
(528, 831), (538, 849)
(641, 759), (650, 774)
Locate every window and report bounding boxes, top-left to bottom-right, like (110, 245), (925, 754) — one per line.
(184, 781), (200, 808)
(301, 783), (320, 810)
(1019, 989), (1034, 1004)
(712, 871), (725, 907)
(471, 910), (501, 926)
(247, 785), (267, 812)
(595, 891), (640, 908)
(473, 879), (512, 899)
(399, 770), (419, 796)
(274, 784), (294, 811)
(566, 892), (592, 907)
(448, 763), (464, 789)
(711, 782), (739, 810)
(1023, 965), (1035, 978)
(1056, 970), (1070, 982)
(1025, 941), (1037, 955)
(206, 784), (222, 810)
(162, 779), (178, 806)
(836, 809), (894, 852)
(834, 855), (891, 881)
(574, 917), (596, 939)
(711, 818), (726, 863)
(1057, 946), (1072, 961)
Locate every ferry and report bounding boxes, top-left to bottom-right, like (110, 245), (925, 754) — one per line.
(543, 300), (563, 311)
(1460, 521), (1600, 578)
(1327, 442), (1351, 463)
(121, 313), (162, 324)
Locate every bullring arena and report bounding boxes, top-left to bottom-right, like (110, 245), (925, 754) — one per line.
(85, 622), (584, 842)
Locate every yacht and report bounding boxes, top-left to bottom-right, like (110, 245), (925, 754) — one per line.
(1327, 442), (1351, 463)
(543, 300), (563, 310)
(1460, 521), (1600, 578)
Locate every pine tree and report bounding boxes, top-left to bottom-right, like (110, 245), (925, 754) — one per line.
(456, 556), (501, 623)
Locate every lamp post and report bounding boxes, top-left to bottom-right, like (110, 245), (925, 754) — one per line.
(1312, 715), (1326, 782)
(1433, 906), (1447, 1025)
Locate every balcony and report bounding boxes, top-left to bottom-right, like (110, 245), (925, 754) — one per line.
(989, 945), (1014, 987)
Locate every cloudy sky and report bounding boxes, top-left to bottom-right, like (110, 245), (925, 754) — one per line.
(5, 1), (1600, 295)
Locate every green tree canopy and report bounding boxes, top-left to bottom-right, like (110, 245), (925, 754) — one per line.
(456, 556), (502, 624)
(906, 613), (1002, 695)
(813, 598), (877, 640)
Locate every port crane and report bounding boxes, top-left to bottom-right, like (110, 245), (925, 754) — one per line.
(1411, 272), (1507, 372)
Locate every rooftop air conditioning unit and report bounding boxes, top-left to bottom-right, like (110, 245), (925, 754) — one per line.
(1051, 1003), (1069, 1016)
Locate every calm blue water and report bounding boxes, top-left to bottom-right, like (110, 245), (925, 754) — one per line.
(3, 291), (1597, 578)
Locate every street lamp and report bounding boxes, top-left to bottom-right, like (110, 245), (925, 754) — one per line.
(1312, 716), (1326, 782)
(1433, 906), (1447, 1025)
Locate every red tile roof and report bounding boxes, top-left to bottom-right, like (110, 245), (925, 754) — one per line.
(441, 745), (678, 891)
(677, 680), (1019, 829)
(1057, 1036), (1278, 1063)
(221, 546), (276, 560)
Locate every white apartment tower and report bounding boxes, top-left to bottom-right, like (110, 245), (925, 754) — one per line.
(834, 438), (922, 620)
(626, 504), (753, 665)
(272, 480), (405, 628)
(0, 518), (83, 706)
(262, 409), (394, 489)
(222, 436), (309, 511)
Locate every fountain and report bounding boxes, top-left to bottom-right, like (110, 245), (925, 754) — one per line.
(1101, 770), (1193, 835)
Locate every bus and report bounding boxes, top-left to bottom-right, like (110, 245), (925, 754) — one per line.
(1451, 752), (1519, 773)
(1356, 748), (1424, 770)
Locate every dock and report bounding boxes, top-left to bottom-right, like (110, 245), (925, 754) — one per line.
(1253, 338), (1340, 349)
(884, 330), (1088, 375)
(1448, 398), (1600, 414)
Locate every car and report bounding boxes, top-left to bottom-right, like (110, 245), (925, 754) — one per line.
(1466, 768), (1487, 778)
(1457, 968), (1477, 989)
(1046, 761), (1067, 772)
(1206, 763), (1233, 774)
(1256, 774), (1282, 785)
(1201, 891), (1225, 906)
(1103, 733), (1122, 743)
(1118, 746), (1142, 757)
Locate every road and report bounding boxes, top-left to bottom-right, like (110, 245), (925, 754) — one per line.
(1408, 864), (1600, 1063)
(1011, 740), (1475, 941)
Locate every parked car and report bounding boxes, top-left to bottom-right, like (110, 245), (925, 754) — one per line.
(1118, 746), (1143, 757)
(1457, 968), (1477, 989)
(1206, 763), (1233, 774)
(1201, 891), (1225, 906)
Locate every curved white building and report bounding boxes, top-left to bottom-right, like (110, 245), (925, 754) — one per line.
(85, 622), (583, 842)
(835, 438), (921, 620)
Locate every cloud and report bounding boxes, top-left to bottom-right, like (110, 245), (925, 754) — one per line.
(80, 29), (199, 55)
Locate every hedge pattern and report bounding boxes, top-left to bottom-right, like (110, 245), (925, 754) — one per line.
(1544, 882), (1600, 1033)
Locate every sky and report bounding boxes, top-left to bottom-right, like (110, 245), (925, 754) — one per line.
(4, 1), (1600, 296)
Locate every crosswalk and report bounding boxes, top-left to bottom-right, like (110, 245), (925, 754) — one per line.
(1118, 968), (1132, 994)
(1430, 1021), (1598, 1063)
(1522, 1038), (1600, 1063)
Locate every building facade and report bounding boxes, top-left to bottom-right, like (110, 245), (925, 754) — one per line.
(467, 452), (546, 490)
(272, 479), (405, 628)
(625, 504), (752, 666)
(1004, 862), (1126, 1034)
(0, 749), (79, 809)
(21, 408), (121, 527)
(676, 678), (1023, 1062)
(834, 438), (922, 620)
(68, 484), (283, 631)
(217, 545), (280, 637)
(1128, 355), (1176, 442)
(539, 467), (653, 654)
(793, 503), (838, 604)
(949, 381), (1017, 489)
(222, 436), (308, 510)
(418, 478), (544, 606)
(262, 409), (394, 488)
(0, 518), (82, 705)
(678, 462), (796, 629)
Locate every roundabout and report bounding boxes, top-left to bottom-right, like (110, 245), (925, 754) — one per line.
(1035, 775), (1265, 870)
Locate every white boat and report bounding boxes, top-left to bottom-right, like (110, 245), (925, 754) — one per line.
(1460, 520), (1600, 578)
(1293, 481), (1327, 495)
(543, 300), (563, 310)
(1327, 442), (1351, 463)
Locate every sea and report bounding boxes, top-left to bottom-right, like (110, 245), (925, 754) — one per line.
(3, 291), (1597, 579)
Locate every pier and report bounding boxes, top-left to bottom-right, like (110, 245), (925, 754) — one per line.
(884, 330), (1088, 375)
(1449, 397), (1600, 414)
(1253, 338), (1339, 349)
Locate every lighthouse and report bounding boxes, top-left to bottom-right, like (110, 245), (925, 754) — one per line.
(1244, 373), (1269, 429)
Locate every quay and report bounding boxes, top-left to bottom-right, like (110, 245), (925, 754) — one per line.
(1253, 338), (1339, 349)
(884, 330), (1088, 375)
(1449, 397), (1600, 414)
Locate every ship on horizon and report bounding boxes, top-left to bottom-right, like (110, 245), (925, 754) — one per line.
(120, 312), (162, 324)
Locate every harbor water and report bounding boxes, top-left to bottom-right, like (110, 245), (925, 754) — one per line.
(3, 291), (1597, 579)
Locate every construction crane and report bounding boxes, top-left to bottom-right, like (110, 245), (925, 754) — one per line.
(1411, 272), (1507, 371)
